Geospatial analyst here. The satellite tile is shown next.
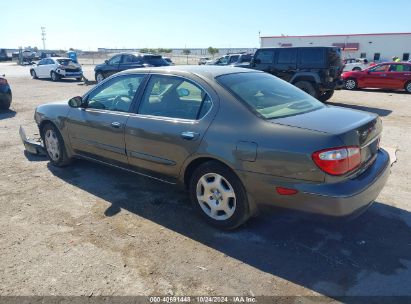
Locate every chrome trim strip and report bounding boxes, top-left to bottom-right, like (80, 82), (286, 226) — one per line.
(361, 135), (380, 149)
(128, 150), (176, 166)
(77, 154), (176, 185)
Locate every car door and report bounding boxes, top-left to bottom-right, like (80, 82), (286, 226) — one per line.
(363, 64), (390, 88)
(66, 73), (147, 165)
(252, 49), (275, 73)
(125, 74), (217, 182)
(118, 54), (143, 72)
(386, 64), (411, 89)
(34, 59), (48, 77)
(104, 55), (122, 77)
(274, 48), (297, 82)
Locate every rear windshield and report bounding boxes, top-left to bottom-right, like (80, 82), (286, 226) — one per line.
(217, 72), (324, 119)
(144, 55), (169, 65)
(56, 59), (75, 65)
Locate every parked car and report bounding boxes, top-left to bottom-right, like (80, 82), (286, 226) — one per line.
(343, 58), (370, 72)
(0, 49), (10, 61)
(250, 47), (344, 101)
(26, 66), (390, 229)
(0, 75), (12, 110)
(209, 53), (253, 68)
(30, 57), (83, 81)
(198, 57), (210, 65)
(163, 57), (174, 65)
(94, 53), (169, 83)
(35, 51), (59, 60)
(342, 62), (411, 93)
(205, 57), (222, 65)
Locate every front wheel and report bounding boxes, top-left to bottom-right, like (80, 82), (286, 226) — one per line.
(30, 69), (38, 79)
(294, 81), (318, 98)
(344, 78), (358, 90)
(42, 123), (71, 167)
(318, 90), (334, 102)
(405, 81), (411, 93)
(0, 91), (12, 110)
(95, 72), (105, 83)
(189, 161), (250, 230)
(76, 77), (83, 81)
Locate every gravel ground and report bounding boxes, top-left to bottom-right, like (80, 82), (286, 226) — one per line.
(0, 62), (410, 299)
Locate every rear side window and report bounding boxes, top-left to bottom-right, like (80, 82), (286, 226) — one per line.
(138, 75), (212, 120)
(255, 50), (274, 64)
(300, 49), (324, 64)
(144, 55), (168, 66)
(277, 49), (297, 64)
(240, 55), (252, 63)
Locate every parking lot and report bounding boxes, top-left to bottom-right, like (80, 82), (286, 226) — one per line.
(1, 61), (411, 298)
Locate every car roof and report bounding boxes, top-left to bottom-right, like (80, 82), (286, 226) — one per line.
(118, 65), (262, 81)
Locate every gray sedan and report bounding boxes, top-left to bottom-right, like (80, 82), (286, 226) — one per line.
(29, 66), (390, 229)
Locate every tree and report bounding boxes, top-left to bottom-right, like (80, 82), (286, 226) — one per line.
(140, 48), (149, 53)
(207, 47), (219, 57)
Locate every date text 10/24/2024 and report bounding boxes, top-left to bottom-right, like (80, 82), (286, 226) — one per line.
(149, 296), (257, 303)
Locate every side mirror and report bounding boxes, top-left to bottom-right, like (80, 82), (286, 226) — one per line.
(105, 60), (109, 64)
(68, 96), (84, 108)
(177, 88), (190, 97)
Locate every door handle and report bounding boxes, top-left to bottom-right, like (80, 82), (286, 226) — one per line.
(181, 131), (199, 140)
(111, 122), (122, 128)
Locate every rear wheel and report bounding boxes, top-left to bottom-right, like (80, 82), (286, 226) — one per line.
(318, 90), (334, 102)
(51, 71), (60, 82)
(344, 78), (358, 90)
(189, 161), (250, 230)
(95, 72), (105, 83)
(294, 81), (318, 98)
(42, 123), (71, 167)
(405, 81), (411, 93)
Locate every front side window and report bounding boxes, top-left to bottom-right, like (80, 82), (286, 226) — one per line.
(108, 55), (121, 65)
(255, 50), (274, 64)
(217, 72), (324, 120)
(369, 64), (388, 72)
(86, 75), (145, 112)
(138, 75), (212, 120)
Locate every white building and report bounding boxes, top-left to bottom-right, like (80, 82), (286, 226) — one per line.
(260, 32), (411, 62)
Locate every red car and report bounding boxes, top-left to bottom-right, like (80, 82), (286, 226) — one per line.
(342, 62), (411, 93)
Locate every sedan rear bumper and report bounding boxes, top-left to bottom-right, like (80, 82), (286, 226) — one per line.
(238, 148), (390, 217)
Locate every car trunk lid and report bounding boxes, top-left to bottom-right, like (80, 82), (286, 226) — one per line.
(272, 106), (381, 173)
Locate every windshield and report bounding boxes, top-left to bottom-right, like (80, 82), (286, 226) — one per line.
(217, 72), (324, 119)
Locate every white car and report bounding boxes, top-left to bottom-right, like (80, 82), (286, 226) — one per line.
(343, 58), (370, 72)
(30, 57), (83, 81)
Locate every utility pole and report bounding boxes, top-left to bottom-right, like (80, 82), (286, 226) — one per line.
(41, 27), (46, 50)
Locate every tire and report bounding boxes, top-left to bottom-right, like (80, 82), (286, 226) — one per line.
(344, 78), (358, 90)
(318, 90), (334, 102)
(189, 161), (250, 230)
(41, 123), (71, 167)
(0, 91), (12, 110)
(95, 72), (105, 83)
(30, 69), (38, 79)
(294, 81), (318, 98)
(405, 81), (411, 93)
(51, 71), (60, 82)
(352, 67), (362, 71)
(76, 77), (82, 82)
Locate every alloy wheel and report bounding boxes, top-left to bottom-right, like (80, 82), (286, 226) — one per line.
(44, 129), (60, 161)
(96, 73), (104, 83)
(196, 173), (236, 220)
(345, 79), (357, 90)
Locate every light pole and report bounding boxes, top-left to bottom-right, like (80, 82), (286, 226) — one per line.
(41, 27), (46, 50)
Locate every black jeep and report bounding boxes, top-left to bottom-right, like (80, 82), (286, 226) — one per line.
(250, 47), (344, 101)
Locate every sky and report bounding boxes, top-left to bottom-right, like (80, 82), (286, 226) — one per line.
(2, 0), (411, 50)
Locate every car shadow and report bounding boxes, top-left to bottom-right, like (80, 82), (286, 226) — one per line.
(326, 102), (392, 117)
(46, 160), (411, 298)
(358, 88), (409, 95)
(0, 109), (16, 119)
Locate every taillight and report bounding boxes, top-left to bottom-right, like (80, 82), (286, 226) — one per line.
(312, 146), (361, 176)
(0, 78), (8, 85)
